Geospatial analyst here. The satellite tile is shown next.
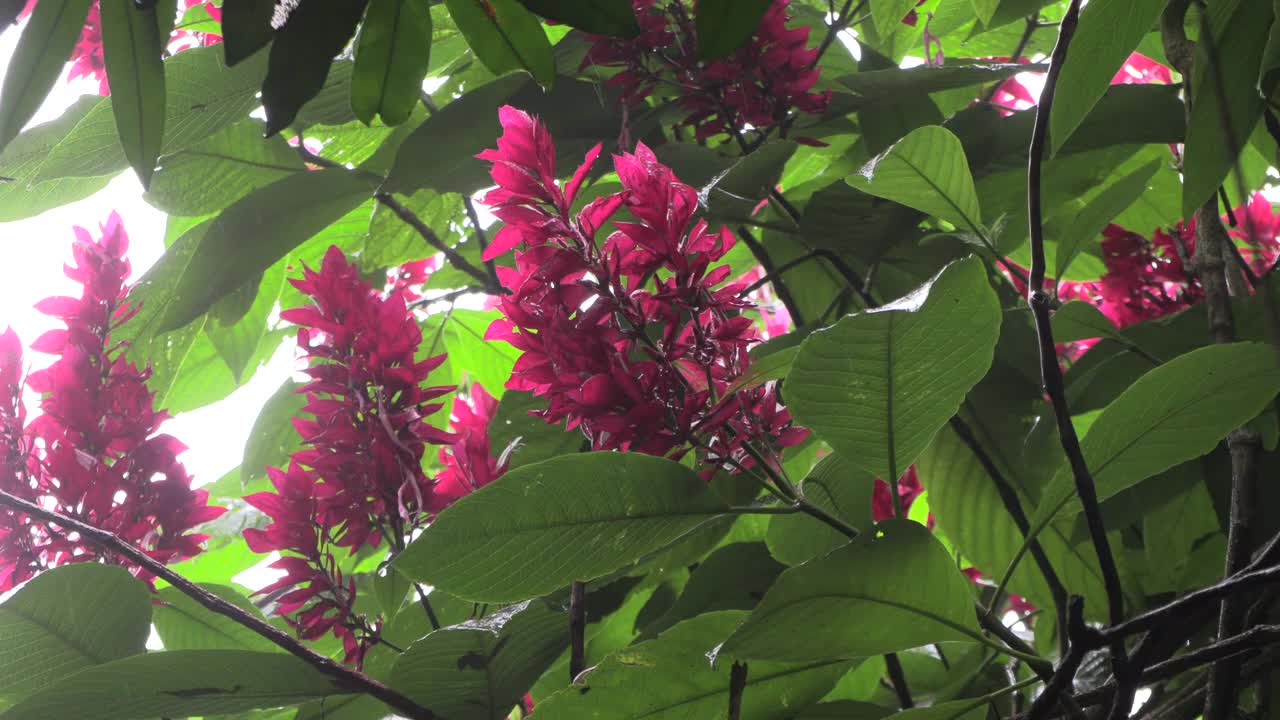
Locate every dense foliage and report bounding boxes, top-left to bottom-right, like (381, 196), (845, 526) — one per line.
(2, 0), (1280, 719)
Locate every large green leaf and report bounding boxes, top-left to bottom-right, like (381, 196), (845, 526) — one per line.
(157, 168), (376, 330)
(152, 585), (278, 652)
(0, 650), (350, 720)
(262, 0), (370, 135)
(487, 390), (583, 470)
(1048, 0), (1167, 156)
(0, 96), (109, 222)
(241, 379), (307, 492)
(515, 0), (638, 36)
(395, 452), (729, 602)
(0, 565), (151, 702)
(100, 0), (167, 188)
(447, 0), (554, 86)
(0, 0), (93, 152)
(220, 0), (274, 66)
(352, 0), (433, 126)
(846, 126), (982, 233)
(766, 454), (876, 566)
(443, 309), (520, 399)
(389, 600), (567, 720)
(34, 46), (268, 183)
(1053, 157), (1160, 280)
(532, 611), (851, 719)
(722, 520), (980, 662)
(694, 0), (771, 61)
(642, 542), (785, 639)
(1181, 0), (1274, 218)
(837, 63), (1039, 104)
(206, 262), (285, 382)
(870, 0), (923, 39)
(145, 120), (305, 216)
(1026, 342), (1280, 557)
(787, 257), (1001, 484)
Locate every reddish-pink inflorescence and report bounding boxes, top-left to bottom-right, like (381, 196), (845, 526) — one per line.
(477, 106), (804, 470)
(0, 213), (224, 591)
(581, 0), (830, 143)
(243, 246), (455, 665)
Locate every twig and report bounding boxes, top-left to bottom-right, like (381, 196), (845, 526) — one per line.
(374, 192), (503, 294)
(1026, 597), (1094, 720)
(463, 196), (502, 290)
(738, 247), (876, 309)
(414, 583), (441, 631)
(727, 661), (748, 720)
(884, 652), (915, 709)
(569, 581), (587, 681)
(736, 226), (806, 327)
(0, 488), (439, 720)
(983, 16), (1039, 103)
(1024, 0), (1129, 692)
(809, 0), (863, 71)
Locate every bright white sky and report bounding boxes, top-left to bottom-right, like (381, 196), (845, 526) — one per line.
(0, 22), (295, 490)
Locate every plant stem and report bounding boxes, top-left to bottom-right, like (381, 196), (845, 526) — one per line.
(728, 661), (748, 720)
(884, 652), (914, 709)
(374, 191), (502, 294)
(737, 226), (806, 327)
(0, 488), (439, 720)
(569, 581), (587, 681)
(463, 195), (502, 290)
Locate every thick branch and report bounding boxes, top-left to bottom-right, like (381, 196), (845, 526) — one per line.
(0, 489), (438, 720)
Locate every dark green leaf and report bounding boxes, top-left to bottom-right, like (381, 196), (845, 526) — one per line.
(0, 96), (109, 222)
(1182, 0), (1273, 218)
(533, 611), (851, 719)
(1048, 0), (1167, 156)
(152, 585), (278, 652)
(700, 140), (797, 221)
(0, 565), (151, 702)
(694, 0), (771, 61)
(1054, 157), (1161, 280)
(0, 0), (93, 152)
(870, 0), (924, 38)
(100, 1), (167, 187)
(487, 390), (584, 470)
(241, 380), (307, 492)
(837, 63), (1040, 104)
(722, 521), (981, 662)
(389, 600), (567, 720)
(515, 0), (638, 37)
(1052, 301), (1120, 343)
(446, 0), (555, 86)
(0, 650), (350, 720)
(352, 0), (433, 125)
(847, 125), (982, 232)
(395, 452), (729, 602)
(767, 454), (876, 566)
(443, 309), (520, 398)
(207, 263), (285, 381)
(158, 168), (375, 330)
(262, 0), (370, 135)
(221, 0), (274, 66)
(788, 257), (1001, 484)
(642, 542), (785, 639)
(877, 699), (993, 720)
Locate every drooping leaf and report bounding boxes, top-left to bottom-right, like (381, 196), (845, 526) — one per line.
(0, 565), (151, 702)
(846, 126), (983, 233)
(0, 0), (93, 153)
(0, 650), (350, 720)
(532, 611), (851, 719)
(388, 601), (567, 720)
(394, 452), (729, 602)
(766, 454), (876, 566)
(157, 168), (376, 330)
(1048, 0), (1168, 155)
(99, 0), (167, 188)
(220, 0), (275, 66)
(446, 0), (555, 87)
(352, 0), (433, 126)
(514, 0), (638, 37)
(694, 0), (771, 61)
(787, 257), (1002, 484)
(152, 585), (278, 652)
(262, 0), (371, 135)
(722, 520), (981, 662)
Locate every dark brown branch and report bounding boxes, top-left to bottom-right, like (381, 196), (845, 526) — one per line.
(0, 488), (438, 720)
(736, 226), (806, 327)
(727, 661), (748, 720)
(463, 196), (502, 291)
(373, 191), (503, 295)
(1026, 597), (1094, 720)
(413, 583), (441, 631)
(1102, 563), (1280, 641)
(884, 652), (915, 709)
(569, 581), (587, 681)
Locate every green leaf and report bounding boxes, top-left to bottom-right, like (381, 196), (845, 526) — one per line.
(642, 542), (786, 639)
(1052, 301), (1120, 343)
(0, 650), (350, 720)
(395, 452), (729, 602)
(262, 0), (370, 135)
(446, 0), (555, 87)
(158, 168), (375, 330)
(970, 0), (1000, 25)
(837, 63), (1040, 104)
(766, 454), (876, 566)
(35, 46), (268, 183)
(487, 390), (583, 470)
(1054, 158), (1161, 280)
(878, 699), (994, 720)
(1027, 342), (1280, 553)
(700, 140), (798, 221)
(725, 346), (798, 395)
(0, 0), (93, 152)
(145, 120), (305, 216)
(0, 565), (151, 702)
(389, 600), (567, 720)
(1048, 0), (1167, 156)
(694, 0), (771, 61)
(1181, 0), (1274, 219)
(206, 262), (285, 381)
(100, 0), (167, 188)
(532, 611), (851, 719)
(0, 96), (110, 222)
(443, 309), (520, 399)
(871, 0), (924, 38)
(787, 257), (1002, 484)
(846, 126), (982, 232)
(152, 585), (278, 652)
(241, 379), (307, 492)
(722, 520), (981, 662)
(352, 0), (433, 126)
(514, 0), (638, 37)
(221, 0), (274, 66)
